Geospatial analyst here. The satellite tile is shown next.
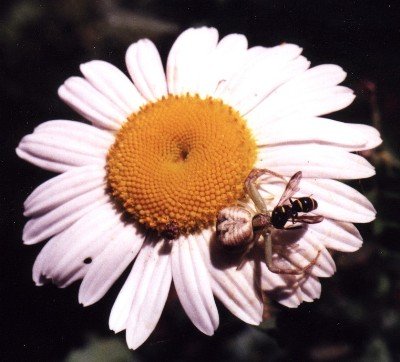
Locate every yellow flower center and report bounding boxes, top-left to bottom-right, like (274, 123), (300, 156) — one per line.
(106, 95), (257, 238)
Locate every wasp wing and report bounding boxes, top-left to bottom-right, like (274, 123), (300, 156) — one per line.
(295, 214), (324, 224)
(277, 171), (302, 206)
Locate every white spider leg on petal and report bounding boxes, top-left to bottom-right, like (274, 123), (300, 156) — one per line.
(24, 165), (106, 217)
(271, 228), (336, 278)
(166, 27), (219, 95)
(80, 60), (147, 114)
(17, 121), (111, 173)
(251, 116), (380, 151)
(109, 235), (172, 350)
(198, 228), (263, 325)
(125, 39), (168, 101)
(79, 222), (146, 306)
(32, 202), (123, 287)
(216, 43), (303, 110)
(171, 234), (219, 335)
(307, 219), (363, 252)
(58, 77), (127, 130)
(261, 263), (321, 308)
(23, 187), (109, 245)
(256, 144), (375, 179)
(194, 33), (248, 97)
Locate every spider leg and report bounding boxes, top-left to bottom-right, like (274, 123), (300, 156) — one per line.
(245, 179), (267, 213)
(264, 230), (299, 274)
(301, 249), (321, 274)
(245, 169), (286, 213)
(262, 190), (275, 201)
(264, 231), (321, 275)
(236, 231), (261, 270)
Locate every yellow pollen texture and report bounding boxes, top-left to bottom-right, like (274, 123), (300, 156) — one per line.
(107, 94), (257, 236)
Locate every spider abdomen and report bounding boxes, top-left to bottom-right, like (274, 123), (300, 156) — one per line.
(216, 206), (253, 248)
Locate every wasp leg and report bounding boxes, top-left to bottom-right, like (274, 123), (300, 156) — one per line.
(283, 224), (302, 230)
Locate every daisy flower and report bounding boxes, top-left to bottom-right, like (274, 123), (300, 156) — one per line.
(16, 27), (381, 349)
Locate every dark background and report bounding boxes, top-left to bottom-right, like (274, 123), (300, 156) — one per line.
(1, 1), (400, 361)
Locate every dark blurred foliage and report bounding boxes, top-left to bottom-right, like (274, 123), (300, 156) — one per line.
(1, 1), (400, 361)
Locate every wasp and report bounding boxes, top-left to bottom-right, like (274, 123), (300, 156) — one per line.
(216, 169), (323, 274)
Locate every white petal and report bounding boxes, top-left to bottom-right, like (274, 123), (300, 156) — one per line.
(32, 232), (63, 285)
(171, 234), (219, 335)
(33, 202), (122, 287)
(125, 39), (168, 101)
(261, 264), (321, 308)
(220, 51), (310, 114)
(247, 64), (351, 123)
(166, 27), (219, 95)
(272, 228), (336, 278)
(252, 116), (375, 150)
(298, 178), (376, 223)
(257, 145), (375, 179)
(195, 33), (248, 97)
(79, 222), (145, 306)
(216, 43), (303, 97)
(273, 64), (347, 96)
(17, 120), (110, 173)
(299, 275), (322, 302)
(24, 165), (106, 217)
(35, 120), (115, 148)
(23, 187), (109, 245)
(109, 236), (172, 350)
(58, 77), (127, 130)
(303, 232), (337, 277)
(80, 60), (146, 114)
(308, 219), (362, 252)
(198, 228), (263, 325)
(216, 44), (302, 98)
(259, 174), (375, 223)
(248, 84), (355, 125)
(214, 45), (267, 97)
(262, 268), (302, 308)
(347, 124), (382, 150)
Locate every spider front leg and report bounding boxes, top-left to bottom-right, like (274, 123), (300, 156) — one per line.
(245, 169), (285, 213)
(263, 231), (321, 275)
